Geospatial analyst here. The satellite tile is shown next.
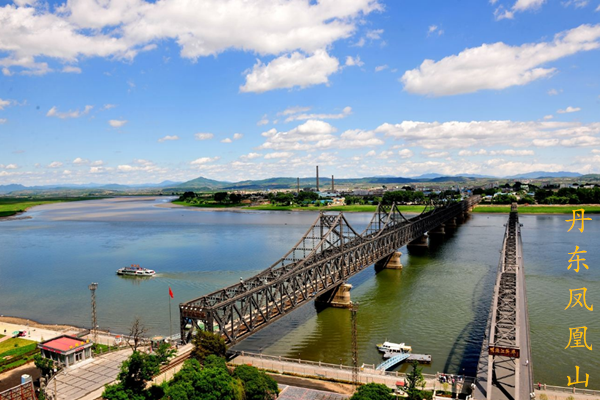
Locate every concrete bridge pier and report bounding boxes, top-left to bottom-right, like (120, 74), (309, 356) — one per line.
(407, 234), (428, 253)
(445, 217), (458, 230)
(316, 283), (353, 308)
(375, 251), (403, 270)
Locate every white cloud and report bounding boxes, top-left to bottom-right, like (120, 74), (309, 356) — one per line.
(285, 106), (352, 123)
(543, 115), (554, 120)
(547, 88), (561, 95)
(195, 133), (214, 140)
(366, 29), (384, 40)
(557, 106), (581, 113)
(158, 135), (179, 142)
(240, 50), (340, 93)
(89, 166), (104, 174)
(257, 115), (269, 126)
(4, 164), (19, 169)
(221, 138), (233, 143)
(191, 156), (220, 165)
(103, 104), (117, 110)
(62, 65), (81, 73)
(240, 152), (262, 160)
(73, 157), (89, 165)
(596, 4), (600, 11)
(375, 64), (388, 72)
(423, 151), (449, 158)
(376, 120), (600, 149)
(46, 105), (93, 119)
(264, 152), (293, 159)
(533, 139), (560, 147)
(365, 150), (377, 157)
(345, 55), (364, 67)
(48, 161), (63, 168)
(233, 133), (243, 140)
(560, 136), (600, 146)
(427, 25), (444, 36)
(494, 0), (545, 20)
(278, 106), (311, 116)
(458, 149), (489, 156)
(0, 118), (6, 124)
(398, 149), (413, 158)
(108, 119), (127, 128)
(401, 24), (600, 96)
(563, 0), (589, 8)
(0, 98), (13, 110)
(91, 160), (104, 166)
(1, 0), (381, 76)
(490, 149), (535, 156)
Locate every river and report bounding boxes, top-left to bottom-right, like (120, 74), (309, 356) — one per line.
(0, 197), (597, 388)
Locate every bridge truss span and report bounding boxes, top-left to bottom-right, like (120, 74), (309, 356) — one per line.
(180, 196), (481, 344)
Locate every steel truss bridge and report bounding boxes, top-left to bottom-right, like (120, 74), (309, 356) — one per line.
(475, 204), (534, 400)
(180, 196), (480, 344)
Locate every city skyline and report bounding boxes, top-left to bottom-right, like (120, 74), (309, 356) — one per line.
(1, 0), (600, 185)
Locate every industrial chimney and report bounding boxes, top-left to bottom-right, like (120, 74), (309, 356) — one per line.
(332, 175), (335, 191)
(316, 166), (319, 192)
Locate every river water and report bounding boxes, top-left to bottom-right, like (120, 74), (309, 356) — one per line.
(0, 197), (597, 388)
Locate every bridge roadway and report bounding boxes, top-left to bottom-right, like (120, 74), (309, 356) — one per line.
(474, 204), (534, 400)
(179, 196), (480, 344)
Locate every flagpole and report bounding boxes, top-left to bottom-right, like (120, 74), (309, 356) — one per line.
(169, 290), (172, 340)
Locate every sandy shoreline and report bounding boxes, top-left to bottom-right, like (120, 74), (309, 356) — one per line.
(0, 316), (78, 332)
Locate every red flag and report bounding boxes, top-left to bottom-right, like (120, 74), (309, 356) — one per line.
(169, 287), (174, 299)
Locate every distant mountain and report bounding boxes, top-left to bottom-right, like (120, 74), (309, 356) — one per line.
(174, 176), (230, 190)
(506, 171), (582, 179)
(0, 184), (26, 194)
(413, 173), (444, 179)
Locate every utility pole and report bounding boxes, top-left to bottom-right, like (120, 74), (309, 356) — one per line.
(89, 283), (98, 346)
(351, 302), (359, 387)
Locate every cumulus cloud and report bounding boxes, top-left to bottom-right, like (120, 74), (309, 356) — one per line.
(557, 106), (581, 113)
(239, 152), (262, 160)
(458, 149), (534, 156)
(0, 163), (19, 169)
(345, 55), (364, 67)
(108, 119), (127, 128)
(423, 151), (449, 158)
(376, 120), (600, 149)
(240, 50), (340, 93)
(73, 157), (89, 165)
(47, 105), (93, 119)
(191, 156), (220, 165)
(103, 104), (117, 110)
(1, 0), (381, 76)
(366, 29), (384, 40)
(278, 106), (312, 116)
(284, 106), (352, 123)
(158, 135), (179, 142)
(91, 160), (104, 166)
(401, 24), (600, 96)
(62, 65), (82, 73)
(398, 149), (414, 158)
(0, 118), (6, 124)
(48, 161), (63, 168)
(264, 152), (293, 159)
(221, 133), (243, 143)
(0, 98), (14, 110)
(195, 133), (214, 140)
(375, 64), (388, 72)
(257, 115), (269, 126)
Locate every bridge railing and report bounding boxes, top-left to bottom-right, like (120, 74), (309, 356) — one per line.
(541, 384), (600, 396)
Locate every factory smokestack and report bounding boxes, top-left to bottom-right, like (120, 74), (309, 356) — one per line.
(332, 175), (335, 191)
(316, 166), (319, 192)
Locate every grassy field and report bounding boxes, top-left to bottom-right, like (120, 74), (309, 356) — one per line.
(474, 205), (600, 214)
(0, 338), (38, 373)
(172, 200), (244, 208)
(0, 197), (102, 217)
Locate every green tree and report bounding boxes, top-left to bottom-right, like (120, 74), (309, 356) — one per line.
(214, 192), (228, 203)
(102, 351), (159, 400)
(233, 364), (278, 400)
(154, 342), (177, 365)
(34, 354), (55, 377)
(406, 361), (426, 399)
(350, 383), (394, 400)
(191, 330), (227, 363)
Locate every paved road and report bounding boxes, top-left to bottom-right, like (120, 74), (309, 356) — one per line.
(46, 349), (132, 400)
(278, 385), (350, 400)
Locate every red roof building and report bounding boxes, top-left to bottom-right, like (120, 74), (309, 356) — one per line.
(38, 335), (93, 367)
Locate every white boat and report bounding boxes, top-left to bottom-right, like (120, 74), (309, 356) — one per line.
(376, 341), (412, 353)
(117, 264), (156, 277)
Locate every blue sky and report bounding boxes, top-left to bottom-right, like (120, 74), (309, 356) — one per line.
(1, 0), (599, 185)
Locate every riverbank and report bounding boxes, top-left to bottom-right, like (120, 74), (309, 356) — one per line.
(473, 204), (600, 214)
(0, 197), (106, 218)
(169, 201), (426, 213)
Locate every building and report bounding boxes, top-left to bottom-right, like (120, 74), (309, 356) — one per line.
(38, 335), (93, 367)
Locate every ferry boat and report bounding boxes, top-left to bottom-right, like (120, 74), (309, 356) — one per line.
(116, 264), (156, 277)
(377, 341), (412, 354)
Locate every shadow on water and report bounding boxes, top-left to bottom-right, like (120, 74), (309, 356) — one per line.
(441, 269), (496, 376)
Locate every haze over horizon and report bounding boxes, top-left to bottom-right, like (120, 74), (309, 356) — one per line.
(1, 0), (600, 186)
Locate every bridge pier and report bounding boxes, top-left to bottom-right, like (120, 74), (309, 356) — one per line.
(407, 235), (428, 253)
(316, 283), (353, 308)
(428, 223), (446, 236)
(445, 218), (458, 230)
(375, 251), (403, 270)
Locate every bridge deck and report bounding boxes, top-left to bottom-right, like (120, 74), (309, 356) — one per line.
(474, 204), (534, 400)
